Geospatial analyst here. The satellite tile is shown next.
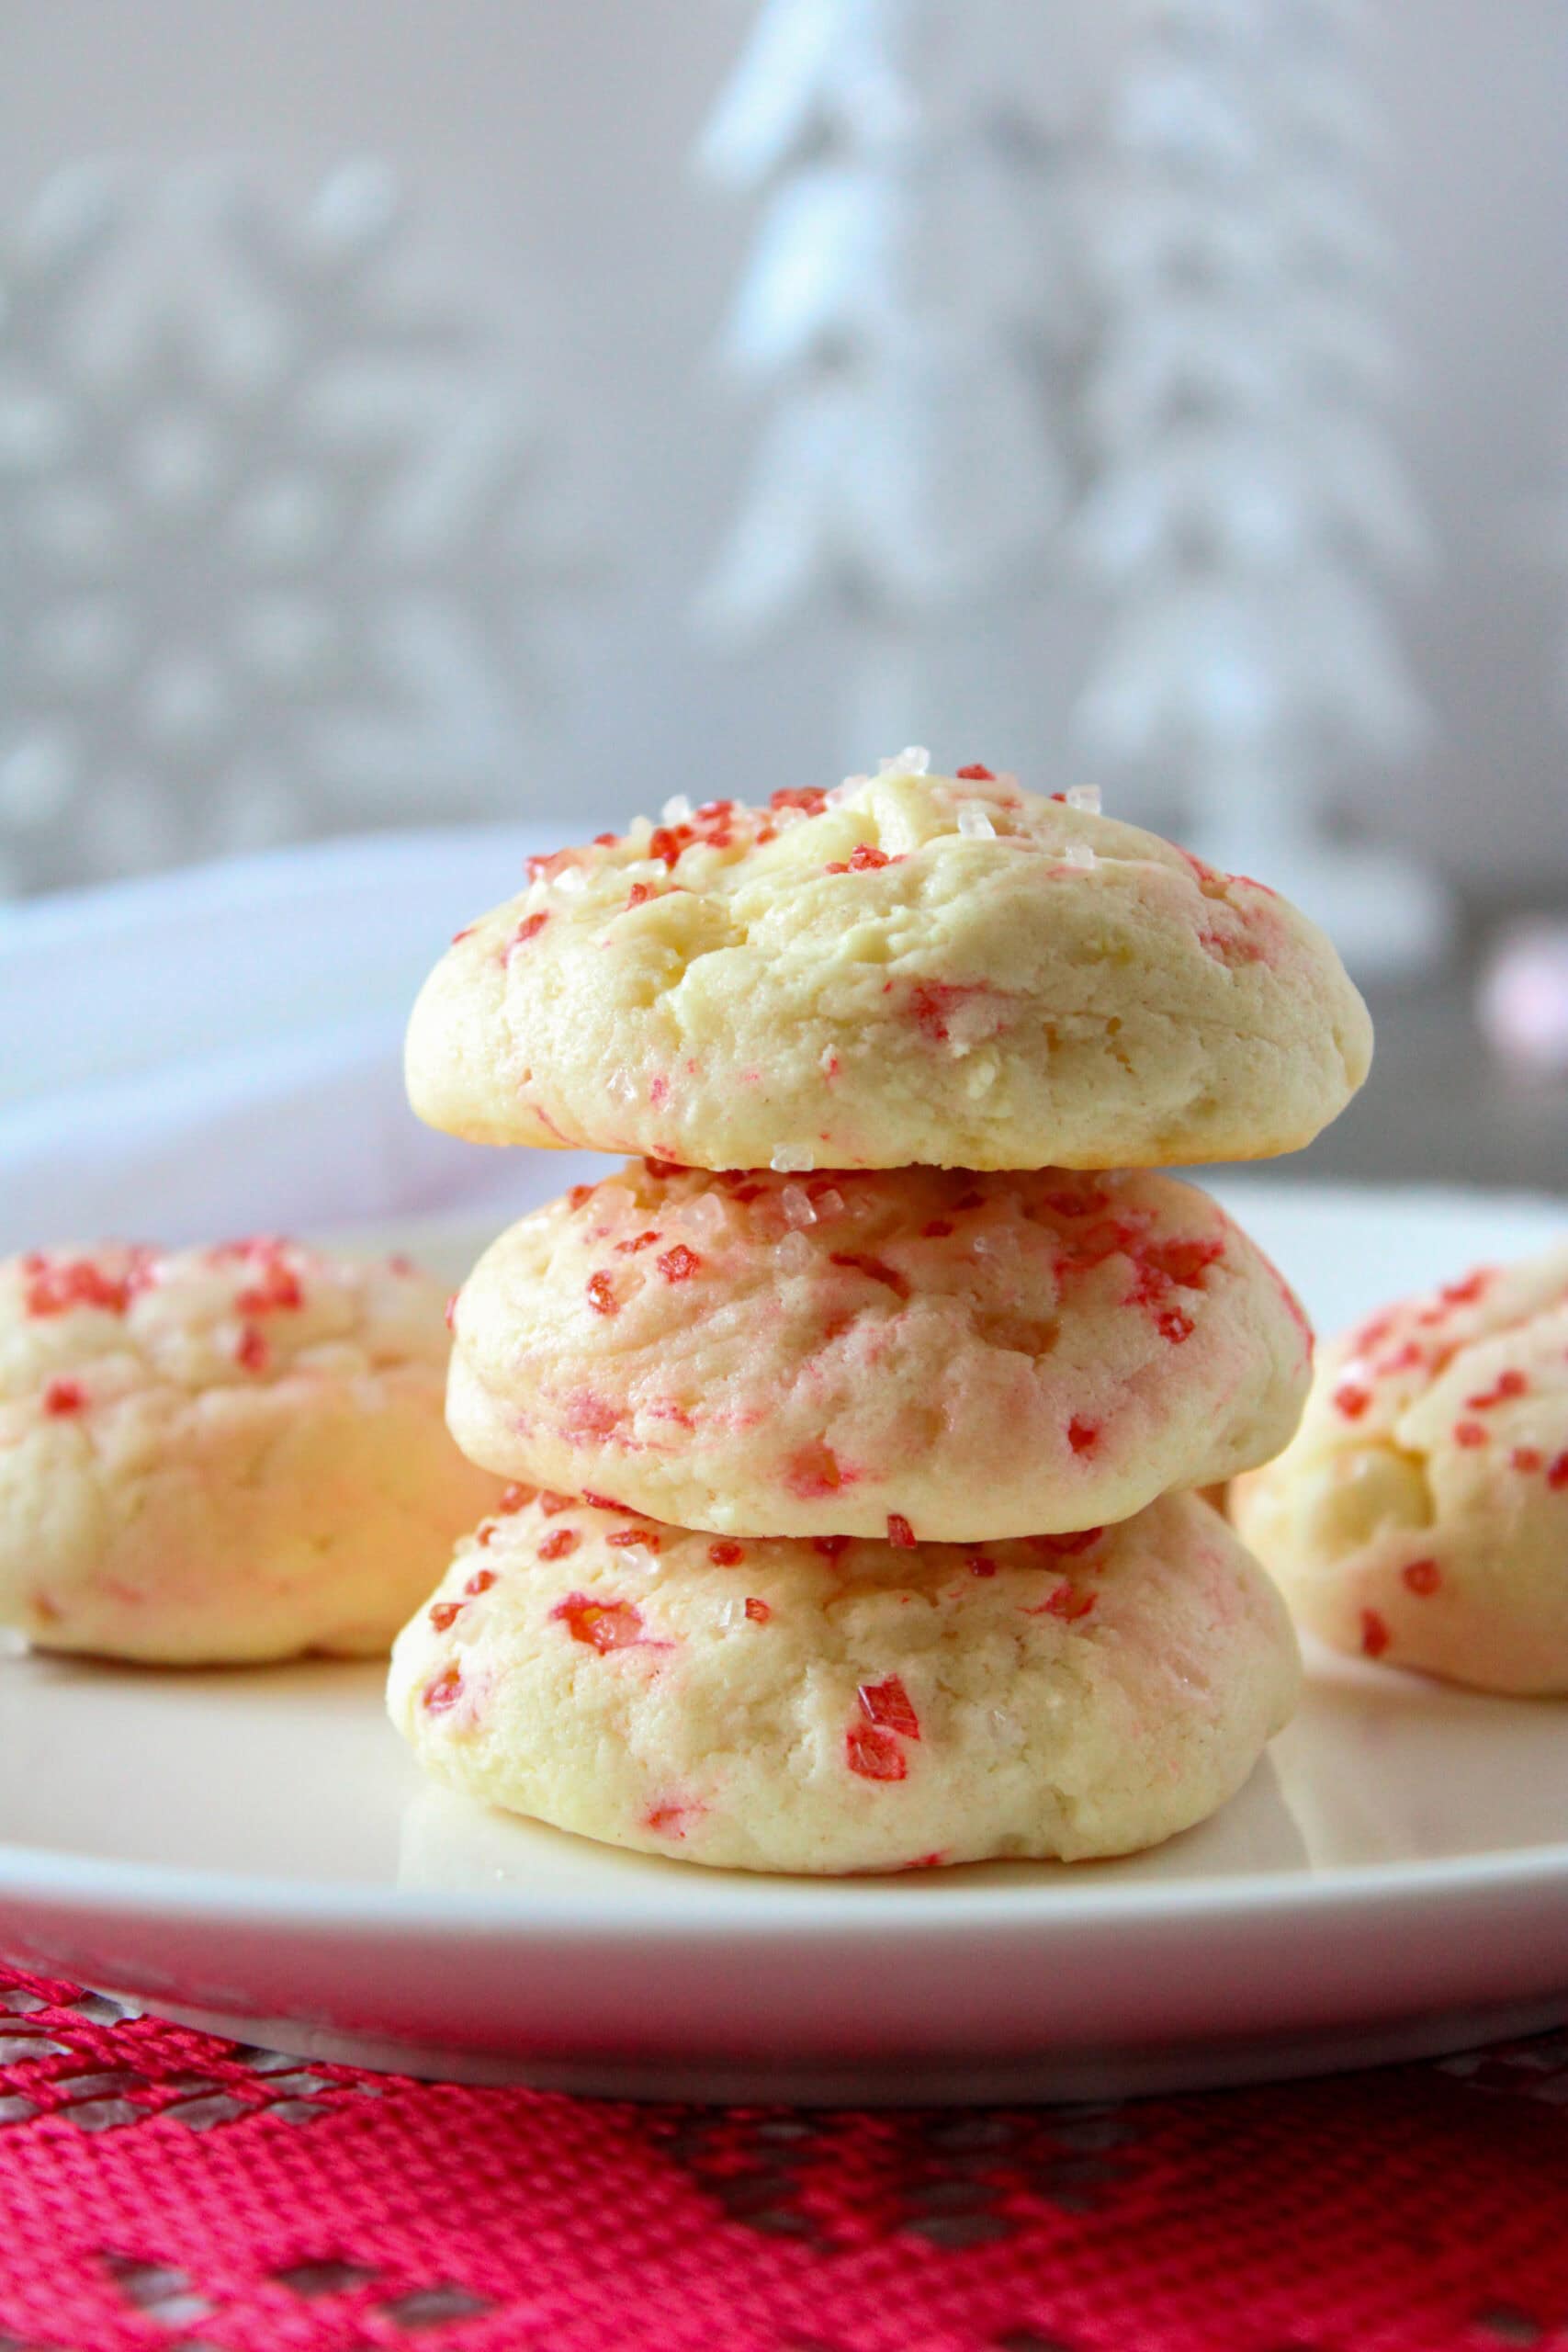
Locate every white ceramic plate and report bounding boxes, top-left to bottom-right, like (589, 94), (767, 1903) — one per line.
(4, 1183), (1568, 2104)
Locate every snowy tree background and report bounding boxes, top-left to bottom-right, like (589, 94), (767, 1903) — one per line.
(1072, 0), (1450, 974)
(0, 161), (573, 897)
(694, 0), (1078, 767)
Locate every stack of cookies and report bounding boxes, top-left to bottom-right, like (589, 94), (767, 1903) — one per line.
(389, 754), (1371, 1873)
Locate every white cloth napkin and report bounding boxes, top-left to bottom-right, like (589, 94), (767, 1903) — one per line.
(0, 827), (607, 1252)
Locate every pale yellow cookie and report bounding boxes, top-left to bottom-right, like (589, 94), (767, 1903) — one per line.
(1232, 1246), (1568, 1692)
(447, 1161), (1312, 1541)
(386, 1488), (1300, 1873)
(406, 764), (1371, 1171)
(0, 1239), (502, 1664)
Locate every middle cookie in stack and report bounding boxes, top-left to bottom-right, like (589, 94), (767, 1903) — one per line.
(391, 759), (1366, 1872)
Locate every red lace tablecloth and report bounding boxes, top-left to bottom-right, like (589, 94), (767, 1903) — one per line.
(1, 1966), (1565, 2352)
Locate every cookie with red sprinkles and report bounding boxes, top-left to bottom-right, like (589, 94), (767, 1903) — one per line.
(1232, 1244), (1568, 1691)
(405, 756), (1371, 1172)
(0, 1240), (502, 1663)
(446, 1159), (1312, 1541)
(387, 1489), (1299, 1873)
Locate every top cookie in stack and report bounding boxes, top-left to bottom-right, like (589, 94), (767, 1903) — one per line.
(407, 752), (1371, 1174)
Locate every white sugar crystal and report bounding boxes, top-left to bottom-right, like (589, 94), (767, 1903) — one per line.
(773, 1229), (813, 1272)
(773, 802), (807, 829)
(781, 1183), (817, 1228)
(771, 1144), (815, 1173)
(879, 744), (931, 776)
(553, 865), (587, 895)
(812, 1186), (845, 1221)
(607, 1069), (638, 1104)
(1066, 784), (1101, 814)
(957, 804), (996, 840)
(988, 1707), (1026, 1755)
(828, 775), (869, 806)
(660, 793), (694, 823)
(718, 1598), (745, 1628)
(1065, 841), (1096, 870)
(617, 1543), (656, 1574)
(685, 1192), (729, 1239)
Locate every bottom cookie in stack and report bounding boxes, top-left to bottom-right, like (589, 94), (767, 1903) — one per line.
(388, 1488), (1300, 1874)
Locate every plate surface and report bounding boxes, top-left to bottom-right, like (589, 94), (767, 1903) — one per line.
(4, 1182), (1568, 2103)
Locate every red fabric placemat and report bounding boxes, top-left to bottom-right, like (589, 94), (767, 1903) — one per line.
(1, 1963), (1565, 2352)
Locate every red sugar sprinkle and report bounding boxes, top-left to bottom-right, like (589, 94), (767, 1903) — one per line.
(708, 1540), (745, 1566)
(858, 1677), (920, 1739)
(1041, 1582), (1096, 1622)
(1452, 1420), (1487, 1449)
(24, 1255), (141, 1318)
(744, 1598), (771, 1623)
(42, 1378), (85, 1416)
(1548, 1453), (1568, 1491)
(465, 1568), (498, 1597)
(1156, 1307), (1195, 1345)
(771, 786), (829, 818)
(607, 1527), (660, 1551)
(813, 1534), (852, 1560)
(1333, 1384), (1371, 1420)
(499, 1483), (535, 1513)
(583, 1490), (643, 1515)
(644, 1157), (685, 1180)
(848, 842), (893, 871)
(538, 1490), (575, 1516)
(966, 1552), (997, 1577)
(585, 1272), (618, 1317)
(1440, 1271), (1491, 1306)
(593, 831), (617, 846)
(626, 881), (654, 909)
(444, 1292), (457, 1331)
(785, 1441), (847, 1498)
(644, 1804), (687, 1837)
(920, 1218), (954, 1239)
(615, 1229), (661, 1255)
(538, 1528), (581, 1561)
(476, 1524), (497, 1547)
(648, 825), (688, 868)
(511, 910), (549, 950)
(234, 1325), (268, 1373)
(429, 1600), (462, 1632)
(657, 1243), (701, 1283)
(569, 1184), (595, 1210)
(235, 1258), (303, 1315)
(1360, 1610), (1392, 1658)
(451, 924), (475, 944)
(552, 1592), (643, 1652)
(846, 1724), (908, 1782)
(886, 1513), (917, 1549)
(1512, 1446), (1544, 1475)
(955, 763), (995, 779)
(1402, 1558), (1441, 1596)
(829, 1250), (909, 1301)
(423, 1665), (463, 1714)
(1466, 1370), (1529, 1409)
(1067, 1417), (1100, 1457)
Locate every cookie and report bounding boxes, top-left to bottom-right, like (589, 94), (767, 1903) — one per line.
(0, 1239), (502, 1663)
(406, 762), (1371, 1172)
(447, 1161), (1313, 1541)
(1231, 1246), (1568, 1692)
(386, 1487), (1300, 1873)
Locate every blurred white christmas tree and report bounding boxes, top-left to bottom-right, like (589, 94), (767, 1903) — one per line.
(695, 0), (1075, 763)
(1074, 0), (1450, 978)
(0, 162), (572, 897)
